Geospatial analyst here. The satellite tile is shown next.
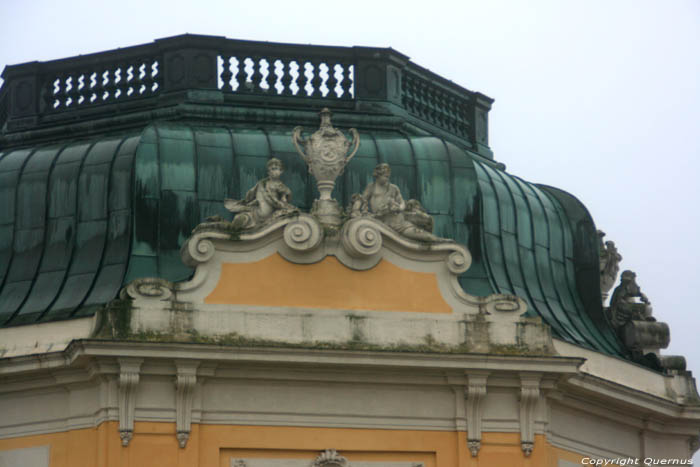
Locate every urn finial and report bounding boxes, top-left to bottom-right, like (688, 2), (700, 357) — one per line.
(292, 110), (360, 227)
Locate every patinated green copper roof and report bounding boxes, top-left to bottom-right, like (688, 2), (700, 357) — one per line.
(0, 34), (626, 360)
(0, 134), (137, 325)
(0, 122), (625, 358)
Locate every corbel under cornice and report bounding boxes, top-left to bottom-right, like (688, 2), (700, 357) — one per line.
(175, 360), (199, 448)
(519, 373), (542, 456)
(118, 357), (143, 446)
(465, 373), (488, 456)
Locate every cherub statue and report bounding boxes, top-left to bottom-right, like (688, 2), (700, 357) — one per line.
(608, 270), (654, 329)
(350, 163), (449, 243)
(224, 157), (298, 230)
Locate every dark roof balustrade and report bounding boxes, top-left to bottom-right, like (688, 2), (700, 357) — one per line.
(0, 34), (493, 158)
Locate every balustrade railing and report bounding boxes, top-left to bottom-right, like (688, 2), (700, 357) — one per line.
(402, 67), (472, 139)
(217, 54), (353, 99)
(0, 34), (491, 153)
(46, 58), (161, 112)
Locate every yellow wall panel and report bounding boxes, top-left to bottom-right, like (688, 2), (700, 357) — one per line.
(0, 422), (588, 467)
(205, 254), (452, 313)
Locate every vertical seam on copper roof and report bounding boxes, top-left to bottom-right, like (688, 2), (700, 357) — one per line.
(260, 128), (279, 193)
(39, 140), (98, 321)
(123, 131), (137, 287)
(509, 174), (588, 346)
(189, 125), (199, 225)
(13, 143), (68, 323)
(0, 146), (39, 325)
(476, 162), (515, 294)
(471, 161), (499, 294)
(367, 133), (380, 167)
(490, 168), (541, 313)
(542, 187), (616, 353)
(366, 132), (382, 205)
(70, 136), (128, 318)
(514, 178), (577, 343)
(153, 124), (163, 278)
(439, 138), (456, 221)
(539, 187), (623, 355)
(526, 183), (591, 347)
(401, 132), (419, 205)
(226, 127), (240, 201)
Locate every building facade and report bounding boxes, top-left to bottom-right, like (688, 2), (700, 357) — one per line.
(0, 35), (698, 467)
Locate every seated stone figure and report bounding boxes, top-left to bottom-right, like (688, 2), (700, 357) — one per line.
(609, 270), (654, 329)
(224, 157), (298, 230)
(350, 163), (448, 243)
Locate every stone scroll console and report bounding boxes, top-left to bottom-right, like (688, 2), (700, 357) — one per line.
(119, 108), (554, 356)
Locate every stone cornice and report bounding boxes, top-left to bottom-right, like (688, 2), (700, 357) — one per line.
(3, 340), (698, 424)
(0, 339), (581, 381)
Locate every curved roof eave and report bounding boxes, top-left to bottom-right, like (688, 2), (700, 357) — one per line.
(0, 121), (628, 363)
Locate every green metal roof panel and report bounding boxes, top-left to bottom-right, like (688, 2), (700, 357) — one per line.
(474, 160), (625, 356)
(0, 120), (626, 360)
(0, 134), (138, 326)
(540, 184), (624, 352)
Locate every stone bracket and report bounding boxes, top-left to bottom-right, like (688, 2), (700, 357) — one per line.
(175, 360), (199, 448)
(519, 373), (541, 456)
(465, 373), (488, 456)
(118, 358), (143, 446)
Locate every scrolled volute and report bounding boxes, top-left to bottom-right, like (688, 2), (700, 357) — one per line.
(181, 231), (229, 267)
(122, 278), (174, 301)
(283, 214), (323, 252)
(446, 250), (470, 275)
(342, 217), (383, 258)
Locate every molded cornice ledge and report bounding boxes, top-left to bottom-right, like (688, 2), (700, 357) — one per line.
(118, 358), (143, 446)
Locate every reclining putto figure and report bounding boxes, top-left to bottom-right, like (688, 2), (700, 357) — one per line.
(349, 163), (449, 243)
(225, 157), (298, 230)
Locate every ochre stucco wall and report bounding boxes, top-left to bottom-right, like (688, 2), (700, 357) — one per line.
(205, 254), (452, 313)
(0, 422), (585, 467)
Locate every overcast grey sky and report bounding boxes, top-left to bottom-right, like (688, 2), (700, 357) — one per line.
(2, 0), (699, 447)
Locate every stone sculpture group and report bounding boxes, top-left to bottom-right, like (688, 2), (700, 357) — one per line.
(223, 108), (449, 243)
(211, 107), (678, 369)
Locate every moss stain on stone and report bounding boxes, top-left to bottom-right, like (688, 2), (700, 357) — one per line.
(99, 326), (550, 356)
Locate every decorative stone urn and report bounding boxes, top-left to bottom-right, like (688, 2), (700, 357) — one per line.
(293, 108), (360, 227)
